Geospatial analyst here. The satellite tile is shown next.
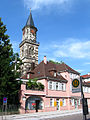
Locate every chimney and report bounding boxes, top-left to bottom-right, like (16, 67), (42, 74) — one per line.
(44, 56), (47, 64)
(88, 72), (90, 75)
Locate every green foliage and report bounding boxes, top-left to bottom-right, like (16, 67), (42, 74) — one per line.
(0, 18), (21, 105)
(26, 78), (44, 91)
(49, 60), (64, 64)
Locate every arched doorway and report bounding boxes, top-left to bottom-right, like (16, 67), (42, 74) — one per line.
(25, 96), (43, 112)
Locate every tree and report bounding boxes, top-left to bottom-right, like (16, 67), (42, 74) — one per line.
(0, 18), (21, 105)
(49, 60), (64, 64)
(26, 78), (44, 91)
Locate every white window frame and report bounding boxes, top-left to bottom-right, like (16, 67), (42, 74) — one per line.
(52, 81), (56, 90)
(58, 82), (62, 90)
(56, 82), (58, 90)
(48, 81), (52, 90)
(63, 83), (66, 91)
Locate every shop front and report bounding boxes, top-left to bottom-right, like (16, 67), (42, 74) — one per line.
(25, 96), (43, 112)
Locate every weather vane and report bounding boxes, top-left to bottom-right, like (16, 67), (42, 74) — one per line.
(30, 8), (31, 13)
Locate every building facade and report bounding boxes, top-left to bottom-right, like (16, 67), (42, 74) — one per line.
(19, 12), (90, 114)
(19, 57), (90, 113)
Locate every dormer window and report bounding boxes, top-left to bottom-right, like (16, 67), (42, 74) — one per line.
(54, 72), (56, 77)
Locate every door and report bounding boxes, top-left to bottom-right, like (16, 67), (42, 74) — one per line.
(36, 100), (40, 112)
(56, 99), (60, 110)
(75, 99), (78, 109)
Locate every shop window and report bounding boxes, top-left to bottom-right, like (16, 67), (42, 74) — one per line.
(25, 96), (43, 110)
(50, 98), (54, 107)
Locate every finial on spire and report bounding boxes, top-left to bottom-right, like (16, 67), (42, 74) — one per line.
(30, 8), (31, 14)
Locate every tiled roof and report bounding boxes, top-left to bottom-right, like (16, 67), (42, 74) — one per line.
(56, 63), (80, 74)
(27, 61), (79, 82)
(81, 74), (90, 79)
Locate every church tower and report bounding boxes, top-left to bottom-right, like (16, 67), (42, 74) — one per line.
(19, 10), (40, 75)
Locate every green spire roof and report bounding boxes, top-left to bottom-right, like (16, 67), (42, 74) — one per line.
(26, 10), (35, 27)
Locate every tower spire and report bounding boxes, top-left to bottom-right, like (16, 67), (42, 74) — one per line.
(25, 9), (35, 27)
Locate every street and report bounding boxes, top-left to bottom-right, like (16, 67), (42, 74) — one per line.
(0, 113), (90, 120)
(44, 114), (90, 120)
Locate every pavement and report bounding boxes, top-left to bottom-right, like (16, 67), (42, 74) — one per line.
(0, 109), (89, 120)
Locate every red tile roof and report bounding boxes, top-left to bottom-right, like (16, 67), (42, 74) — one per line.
(81, 74), (90, 79)
(25, 61), (79, 82)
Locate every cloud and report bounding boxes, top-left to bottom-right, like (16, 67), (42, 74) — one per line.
(52, 39), (90, 59)
(84, 62), (90, 65)
(39, 38), (90, 60)
(75, 69), (84, 73)
(23, 0), (73, 10)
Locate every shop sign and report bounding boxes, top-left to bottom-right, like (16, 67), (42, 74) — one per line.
(32, 103), (36, 106)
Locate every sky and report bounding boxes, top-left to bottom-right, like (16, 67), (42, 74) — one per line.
(0, 0), (90, 75)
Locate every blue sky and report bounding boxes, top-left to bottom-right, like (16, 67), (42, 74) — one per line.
(0, 0), (90, 75)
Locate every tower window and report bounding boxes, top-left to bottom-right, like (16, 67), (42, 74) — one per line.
(29, 47), (34, 55)
(22, 48), (24, 57)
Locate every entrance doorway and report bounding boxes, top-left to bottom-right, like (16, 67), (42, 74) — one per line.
(56, 99), (60, 110)
(36, 100), (40, 112)
(25, 96), (43, 112)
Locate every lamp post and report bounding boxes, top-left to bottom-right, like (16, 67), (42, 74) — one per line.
(80, 77), (88, 120)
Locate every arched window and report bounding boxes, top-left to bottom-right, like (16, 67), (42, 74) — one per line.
(29, 47), (34, 55)
(22, 47), (24, 57)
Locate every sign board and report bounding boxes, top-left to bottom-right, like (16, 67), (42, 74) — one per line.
(72, 78), (81, 93)
(3, 97), (7, 105)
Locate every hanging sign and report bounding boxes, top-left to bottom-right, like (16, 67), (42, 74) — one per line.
(72, 77), (81, 93)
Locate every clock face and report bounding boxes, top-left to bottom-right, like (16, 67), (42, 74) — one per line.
(31, 33), (35, 40)
(30, 29), (35, 34)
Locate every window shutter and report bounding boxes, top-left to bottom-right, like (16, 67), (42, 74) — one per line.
(63, 83), (66, 91)
(52, 82), (55, 90)
(48, 81), (50, 89)
(70, 84), (72, 91)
